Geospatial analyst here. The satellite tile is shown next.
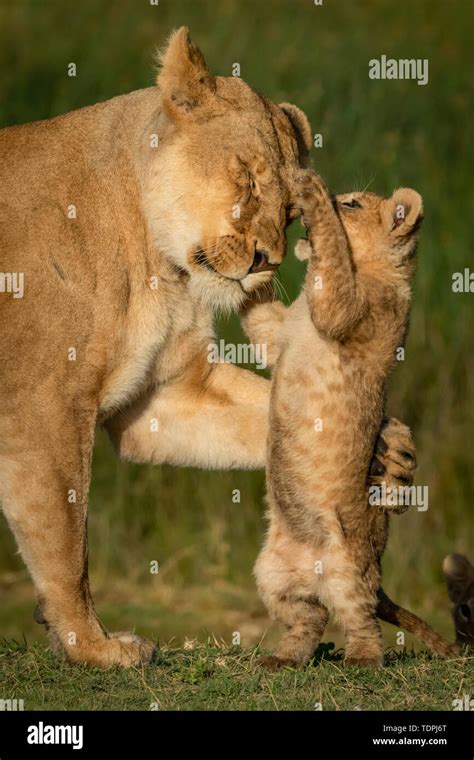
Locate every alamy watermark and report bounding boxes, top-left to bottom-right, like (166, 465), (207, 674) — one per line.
(368, 482), (428, 511)
(27, 722), (83, 750)
(452, 268), (474, 293)
(207, 339), (267, 370)
(452, 694), (473, 711)
(0, 272), (24, 298)
(369, 56), (428, 86)
(0, 698), (24, 710)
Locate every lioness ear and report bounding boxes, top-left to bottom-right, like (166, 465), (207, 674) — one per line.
(279, 103), (312, 166)
(381, 188), (423, 237)
(443, 554), (474, 603)
(156, 26), (216, 118)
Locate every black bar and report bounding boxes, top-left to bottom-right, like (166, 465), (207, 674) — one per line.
(0, 710), (470, 757)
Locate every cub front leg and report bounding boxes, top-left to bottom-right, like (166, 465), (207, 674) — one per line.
(240, 288), (287, 368)
(293, 170), (366, 341)
(370, 417), (418, 513)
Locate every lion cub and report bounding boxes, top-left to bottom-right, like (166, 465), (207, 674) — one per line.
(243, 172), (455, 668)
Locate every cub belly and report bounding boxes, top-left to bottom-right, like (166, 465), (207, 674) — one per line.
(271, 355), (381, 502)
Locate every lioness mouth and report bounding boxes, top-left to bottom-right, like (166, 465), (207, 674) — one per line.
(194, 249), (242, 283)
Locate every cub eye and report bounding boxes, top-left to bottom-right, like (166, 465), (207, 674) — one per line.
(249, 176), (258, 194)
(341, 198), (362, 209)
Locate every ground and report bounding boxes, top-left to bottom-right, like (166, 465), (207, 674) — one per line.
(2, 579), (471, 710)
(0, 640), (472, 711)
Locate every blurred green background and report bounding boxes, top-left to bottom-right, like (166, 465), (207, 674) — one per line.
(0, 0), (472, 649)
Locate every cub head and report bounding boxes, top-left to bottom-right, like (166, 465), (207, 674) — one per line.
(443, 554), (474, 647)
(147, 27), (311, 310)
(296, 186), (423, 282)
(336, 188), (423, 278)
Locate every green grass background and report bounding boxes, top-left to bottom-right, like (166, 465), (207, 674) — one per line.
(0, 0), (472, 657)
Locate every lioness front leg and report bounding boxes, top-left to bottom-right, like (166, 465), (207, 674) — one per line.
(0, 418), (154, 668)
(106, 357), (270, 470)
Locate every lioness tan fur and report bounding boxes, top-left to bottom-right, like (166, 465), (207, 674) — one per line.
(0, 27), (419, 668)
(243, 171), (456, 668)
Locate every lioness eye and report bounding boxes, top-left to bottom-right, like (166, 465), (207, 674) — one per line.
(341, 198), (362, 208)
(250, 176), (257, 193)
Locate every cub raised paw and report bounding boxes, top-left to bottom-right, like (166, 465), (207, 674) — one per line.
(292, 169), (332, 228)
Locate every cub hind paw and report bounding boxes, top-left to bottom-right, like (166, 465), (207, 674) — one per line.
(344, 654), (384, 669)
(257, 655), (297, 671)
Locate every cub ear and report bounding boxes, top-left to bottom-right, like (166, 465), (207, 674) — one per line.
(443, 554), (474, 603)
(156, 27), (216, 119)
(279, 103), (312, 166)
(381, 188), (423, 237)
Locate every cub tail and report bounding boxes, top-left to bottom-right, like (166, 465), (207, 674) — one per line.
(376, 587), (458, 658)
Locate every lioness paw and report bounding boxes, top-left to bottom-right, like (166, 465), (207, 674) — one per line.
(59, 631), (156, 668)
(107, 632), (156, 667)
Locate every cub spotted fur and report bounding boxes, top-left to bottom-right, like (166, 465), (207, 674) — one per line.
(243, 171), (456, 668)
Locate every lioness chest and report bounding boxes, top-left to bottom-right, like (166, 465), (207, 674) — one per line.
(99, 277), (212, 416)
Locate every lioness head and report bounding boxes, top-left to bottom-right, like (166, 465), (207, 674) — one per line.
(146, 27), (311, 310)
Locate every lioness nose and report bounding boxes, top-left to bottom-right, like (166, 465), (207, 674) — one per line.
(248, 250), (279, 274)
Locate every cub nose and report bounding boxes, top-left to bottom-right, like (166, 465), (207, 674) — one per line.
(248, 250), (279, 274)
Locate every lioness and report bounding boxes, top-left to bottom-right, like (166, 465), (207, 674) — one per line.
(0, 27), (416, 667)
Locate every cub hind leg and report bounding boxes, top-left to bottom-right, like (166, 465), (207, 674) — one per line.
(321, 547), (384, 668)
(255, 517), (329, 670)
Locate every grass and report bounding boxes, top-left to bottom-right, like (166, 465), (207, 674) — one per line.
(1, 640), (472, 711)
(0, 0), (472, 710)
